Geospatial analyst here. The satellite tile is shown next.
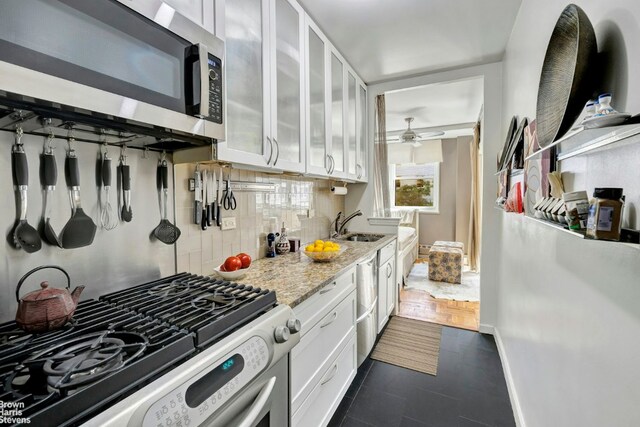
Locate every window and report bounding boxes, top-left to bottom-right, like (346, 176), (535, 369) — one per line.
(390, 163), (440, 213)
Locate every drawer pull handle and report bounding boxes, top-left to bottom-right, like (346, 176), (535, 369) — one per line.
(320, 282), (337, 294)
(387, 264), (392, 278)
(320, 312), (337, 328)
(321, 364), (338, 385)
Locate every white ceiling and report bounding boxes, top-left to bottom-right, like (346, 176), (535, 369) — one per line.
(298, 0), (522, 83)
(385, 77), (483, 140)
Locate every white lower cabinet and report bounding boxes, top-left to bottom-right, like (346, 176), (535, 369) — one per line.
(377, 240), (397, 334)
(290, 267), (357, 427)
(292, 335), (357, 427)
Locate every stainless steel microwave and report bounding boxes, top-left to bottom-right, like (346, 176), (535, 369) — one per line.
(0, 0), (224, 141)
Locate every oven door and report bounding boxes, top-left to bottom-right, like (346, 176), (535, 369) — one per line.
(203, 357), (289, 427)
(0, 0), (224, 139)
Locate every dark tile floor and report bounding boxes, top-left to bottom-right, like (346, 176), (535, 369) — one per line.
(328, 325), (515, 427)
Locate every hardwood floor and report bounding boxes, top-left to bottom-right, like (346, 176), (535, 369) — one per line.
(397, 259), (480, 331)
(398, 289), (480, 331)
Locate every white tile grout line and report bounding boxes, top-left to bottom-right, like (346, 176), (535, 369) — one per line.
(493, 327), (526, 427)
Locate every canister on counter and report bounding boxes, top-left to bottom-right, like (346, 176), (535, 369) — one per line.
(586, 188), (624, 241)
(288, 238), (301, 252)
(563, 191), (590, 230)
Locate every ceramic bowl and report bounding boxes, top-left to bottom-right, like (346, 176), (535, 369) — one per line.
(214, 265), (250, 280)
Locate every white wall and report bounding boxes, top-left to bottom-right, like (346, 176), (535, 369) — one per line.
(497, 1), (640, 426)
(344, 62), (503, 329)
(419, 137), (472, 247)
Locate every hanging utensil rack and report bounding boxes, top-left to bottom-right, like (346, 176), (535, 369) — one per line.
(0, 105), (212, 153)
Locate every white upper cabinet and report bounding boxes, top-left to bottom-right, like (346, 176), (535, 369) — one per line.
(164, 0), (215, 33)
(356, 81), (368, 182)
(305, 19), (330, 176)
(218, 0), (270, 167)
(218, 0), (305, 173)
(270, 0), (305, 172)
(217, 0), (366, 179)
(346, 70), (357, 180)
(329, 50), (347, 178)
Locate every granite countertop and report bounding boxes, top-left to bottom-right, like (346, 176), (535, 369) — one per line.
(229, 234), (396, 308)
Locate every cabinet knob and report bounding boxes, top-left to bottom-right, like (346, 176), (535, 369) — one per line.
(274, 326), (290, 343)
(286, 318), (302, 334)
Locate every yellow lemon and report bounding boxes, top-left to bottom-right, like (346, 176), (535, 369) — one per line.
(314, 240), (324, 246)
(305, 245), (315, 252)
(323, 247), (333, 252)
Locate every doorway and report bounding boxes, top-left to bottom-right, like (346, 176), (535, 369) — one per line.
(384, 77), (484, 331)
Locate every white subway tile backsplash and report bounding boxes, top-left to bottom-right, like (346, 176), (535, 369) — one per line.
(174, 164), (344, 275)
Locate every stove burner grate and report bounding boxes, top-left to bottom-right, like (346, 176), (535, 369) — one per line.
(101, 273), (277, 348)
(0, 301), (195, 427)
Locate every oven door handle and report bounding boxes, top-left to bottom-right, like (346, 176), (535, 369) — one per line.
(236, 376), (277, 427)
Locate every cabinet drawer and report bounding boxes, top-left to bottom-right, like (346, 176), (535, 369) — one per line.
(291, 290), (356, 413)
(379, 239), (397, 264)
(292, 335), (357, 427)
(293, 266), (356, 336)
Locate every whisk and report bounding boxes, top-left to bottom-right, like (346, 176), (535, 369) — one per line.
(100, 150), (118, 230)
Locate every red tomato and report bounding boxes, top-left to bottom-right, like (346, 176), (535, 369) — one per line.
(236, 253), (252, 269)
(220, 264), (227, 272)
(224, 256), (242, 272)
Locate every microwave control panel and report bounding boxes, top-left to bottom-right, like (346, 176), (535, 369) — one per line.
(206, 54), (223, 124)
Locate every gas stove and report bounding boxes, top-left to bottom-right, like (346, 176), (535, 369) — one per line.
(100, 273), (277, 348)
(0, 274), (298, 427)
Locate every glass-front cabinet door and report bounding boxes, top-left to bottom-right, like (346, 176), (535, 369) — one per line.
(305, 19), (330, 176)
(329, 50), (346, 178)
(347, 70), (358, 179)
(218, 0), (271, 167)
(357, 81), (368, 182)
(269, 0), (305, 173)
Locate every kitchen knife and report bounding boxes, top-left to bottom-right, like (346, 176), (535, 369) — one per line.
(194, 167), (202, 224)
(201, 169), (208, 230)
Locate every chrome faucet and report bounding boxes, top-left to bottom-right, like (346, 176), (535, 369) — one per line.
(333, 210), (362, 236)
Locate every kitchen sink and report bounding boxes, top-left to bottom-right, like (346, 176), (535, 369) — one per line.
(342, 233), (385, 242)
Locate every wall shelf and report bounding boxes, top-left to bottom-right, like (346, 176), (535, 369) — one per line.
(525, 123), (640, 162)
(522, 215), (640, 250)
(523, 215), (585, 238)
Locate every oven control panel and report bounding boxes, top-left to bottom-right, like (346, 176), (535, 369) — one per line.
(143, 336), (269, 427)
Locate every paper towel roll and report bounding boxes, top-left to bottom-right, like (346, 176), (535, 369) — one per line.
(331, 186), (348, 195)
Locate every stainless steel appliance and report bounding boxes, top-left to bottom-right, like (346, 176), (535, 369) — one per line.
(356, 254), (377, 366)
(0, 0), (224, 143)
(0, 273), (300, 427)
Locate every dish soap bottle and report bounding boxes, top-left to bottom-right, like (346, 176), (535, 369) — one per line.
(276, 222), (290, 255)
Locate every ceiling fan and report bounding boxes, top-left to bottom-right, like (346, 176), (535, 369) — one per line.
(387, 117), (445, 147)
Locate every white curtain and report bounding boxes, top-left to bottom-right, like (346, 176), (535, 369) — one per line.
(373, 94), (391, 217)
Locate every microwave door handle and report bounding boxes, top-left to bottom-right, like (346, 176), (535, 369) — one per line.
(236, 376), (277, 427)
(196, 43), (209, 118)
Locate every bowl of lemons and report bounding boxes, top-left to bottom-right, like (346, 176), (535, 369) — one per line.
(302, 240), (344, 262)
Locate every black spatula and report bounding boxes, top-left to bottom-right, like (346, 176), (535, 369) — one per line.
(59, 151), (97, 249)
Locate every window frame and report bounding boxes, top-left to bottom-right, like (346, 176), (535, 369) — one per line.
(389, 162), (441, 214)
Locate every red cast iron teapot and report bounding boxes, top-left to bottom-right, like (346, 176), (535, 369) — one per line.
(15, 265), (85, 333)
